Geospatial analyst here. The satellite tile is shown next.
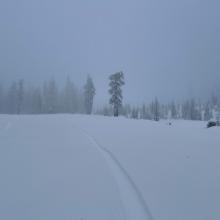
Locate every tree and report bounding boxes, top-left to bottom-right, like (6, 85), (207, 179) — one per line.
(7, 82), (18, 114)
(189, 98), (197, 120)
(121, 104), (131, 117)
(131, 107), (139, 119)
(141, 104), (151, 120)
(0, 84), (3, 113)
(17, 79), (24, 114)
(109, 71), (125, 117)
(32, 87), (43, 114)
(84, 76), (96, 114)
(63, 77), (79, 113)
(48, 79), (59, 113)
(42, 79), (58, 113)
(170, 101), (177, 119)
(152, 97), (160, 121)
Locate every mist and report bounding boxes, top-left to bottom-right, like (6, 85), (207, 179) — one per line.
(0, 0), (220, 105)
(1, 2), (220, 219)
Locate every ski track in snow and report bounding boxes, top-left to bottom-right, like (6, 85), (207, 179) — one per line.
(79, 127), (155, 220)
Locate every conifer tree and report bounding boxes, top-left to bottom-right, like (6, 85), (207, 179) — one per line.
(109, 71), (125, 117)
(17, 79), (24, 114)
(84, 76), (96, 114)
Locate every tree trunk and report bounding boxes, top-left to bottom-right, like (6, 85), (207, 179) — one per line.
(114, 106), (118, 117)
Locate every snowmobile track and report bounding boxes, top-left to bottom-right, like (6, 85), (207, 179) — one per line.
(80, 127), (155, 220)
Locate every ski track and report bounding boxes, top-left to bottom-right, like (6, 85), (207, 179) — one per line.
(79, 127), (155, 220)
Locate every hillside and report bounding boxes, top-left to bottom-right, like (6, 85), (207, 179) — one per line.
(0, 114), (219, 220)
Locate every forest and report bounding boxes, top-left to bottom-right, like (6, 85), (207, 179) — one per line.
(0, 75), (219, 122)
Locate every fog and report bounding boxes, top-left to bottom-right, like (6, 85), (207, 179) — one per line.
(0, 0), (220, 105)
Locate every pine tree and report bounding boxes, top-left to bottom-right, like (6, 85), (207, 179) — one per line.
(182, 100), (190, 119)
(42, 79), (58, 113)
(7, 82), (18, 114)
(84, 76), (96, 114)
(204, 103), (212, 121)
(189, 98), (200, 120)
(131, 108), (139, 119)
(152, 97), (160, 121)
(32, 87), (43, 114)
(109, 71), (125, 117)
(170, 101), (177, 119)
(141, 104), (147, 119)
(63, 77), (79, 113)
(0, 84), (3, 113)
(48, 79), (58, 113)
(17, 79), (24, 114)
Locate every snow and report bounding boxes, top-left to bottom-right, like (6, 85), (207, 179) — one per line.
(0, 114), (219, 220)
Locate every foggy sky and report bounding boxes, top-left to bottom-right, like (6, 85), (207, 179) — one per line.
(0, 0), (220, 105)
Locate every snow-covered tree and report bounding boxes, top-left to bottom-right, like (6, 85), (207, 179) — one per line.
(1, 76), (219, 119)
(48, 79), (59, 113)
(7, 82), (18, 114)
(141, 104), (147, 119)
(119, 104), (131, 117)
(62, 77), (79, 113)
(131, 108), (139, 119)
(152, 97), (160, 121)
(84, 76), (96, 114)
(42, 79), (59, 113)
(17, 79), (24, 114)
(0, 84), (3, 113)
(32, 87), (43, 114)
(109, 71), (125, 117)
(189, 99), (197, 120)
(170, 101), (177, 119)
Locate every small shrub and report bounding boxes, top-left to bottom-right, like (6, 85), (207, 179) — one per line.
(207, 121), (217, 128)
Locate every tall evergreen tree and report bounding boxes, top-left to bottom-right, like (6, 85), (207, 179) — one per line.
(170, 101), (177, 119)
(17, 79), (24, 114)
(62, 77), (79, 113)
(32, 87), (43, 114)
(189, 98), (200, 120)
(42, 79), (58, 113)
(204, 102), (211, 121)
(152, 97), (160, 121)
(48, 79), (59, 113)
(131, 107), (139, 119)
(7, 82), (18, 114)
(0, 84), (3, 113)
(84, 76), (96, 114)
(109, 71), (125, 117)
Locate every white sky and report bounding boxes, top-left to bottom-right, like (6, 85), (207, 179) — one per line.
(0, 0), (220, 105)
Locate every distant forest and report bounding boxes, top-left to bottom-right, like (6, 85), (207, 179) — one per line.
(0, 76), (219, 122)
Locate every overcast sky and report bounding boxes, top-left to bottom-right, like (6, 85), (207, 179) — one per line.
(0, 0), (219, 105)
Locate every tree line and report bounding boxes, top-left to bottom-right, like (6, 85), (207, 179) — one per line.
(0, 72), (219, 121)
(0, 76), (95, 115)
(96, 96), (220, 121)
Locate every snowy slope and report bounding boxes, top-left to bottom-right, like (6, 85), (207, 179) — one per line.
(0, 115), (124, 220)
(0, 114), (219, 220)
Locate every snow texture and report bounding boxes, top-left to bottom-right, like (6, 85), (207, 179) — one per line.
(0, 114), (220, 220)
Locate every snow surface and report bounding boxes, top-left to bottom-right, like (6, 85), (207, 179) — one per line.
(0, 114), (219, 220)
